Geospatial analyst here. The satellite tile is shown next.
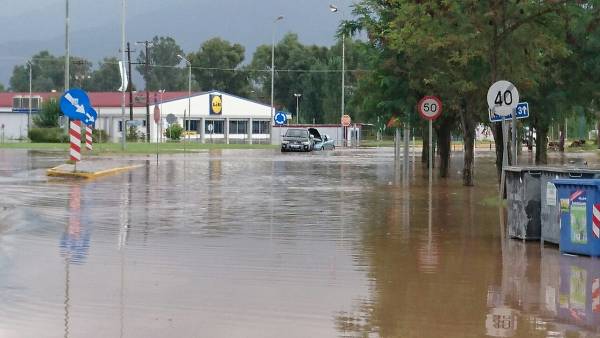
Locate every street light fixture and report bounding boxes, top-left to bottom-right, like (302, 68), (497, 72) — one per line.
(329, 4), (345, 146)
(293, 93), (302, 124)
(177, 54), (192, 150)
(270, 15), (284, 144)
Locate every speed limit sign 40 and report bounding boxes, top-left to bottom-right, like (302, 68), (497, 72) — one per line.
(418, 96), (442, 121)
(487, 80), (519, 117)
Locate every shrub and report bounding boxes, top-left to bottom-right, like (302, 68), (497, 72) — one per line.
(28, 127), (68, 143)
(92, 129), (109, 143)
(33, 100), (61, 128)
(126, 126), (145, 142)
(165, 123), (183, 141)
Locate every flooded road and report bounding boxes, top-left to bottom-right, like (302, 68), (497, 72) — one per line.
(0, 148), (598, 337)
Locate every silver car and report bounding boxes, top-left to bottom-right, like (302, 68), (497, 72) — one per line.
(309, 128), (335, 150)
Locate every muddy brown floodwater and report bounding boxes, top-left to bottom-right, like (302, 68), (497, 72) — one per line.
(0, 148), (599, 337)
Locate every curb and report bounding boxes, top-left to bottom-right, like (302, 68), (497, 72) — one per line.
(47, 164), (142, 179)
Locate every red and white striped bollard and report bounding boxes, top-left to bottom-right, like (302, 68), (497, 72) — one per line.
(85, 125), (93, 151)
(69, 120), (82, 162)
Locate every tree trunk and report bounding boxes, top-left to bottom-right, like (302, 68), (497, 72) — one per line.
(460, 101), (476, 186)
(437, 119), (452, 178)
(535, 126), (549, 165)
(421, 124), (435, 169)
(492, 123), (504, 182)
(422, 124), (428, 164)
(559, 123), (565, 152)
(597, 120), (600, 149)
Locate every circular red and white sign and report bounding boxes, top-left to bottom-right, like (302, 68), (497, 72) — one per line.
(153, 105), (160, 123)
(418, 96), (442, 121)
(341, 114), (351, 127)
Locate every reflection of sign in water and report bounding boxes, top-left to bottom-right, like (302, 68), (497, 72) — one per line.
(570, 266), (587, 310)
(60, 185), (91, 263)
(593, 278), (600, 313)
(485, 307), (517, 337)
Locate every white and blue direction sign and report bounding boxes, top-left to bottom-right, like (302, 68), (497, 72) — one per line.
(489, 102), (529, 123)
(60, 88), (97, 125)
(274, 111), (287, 125)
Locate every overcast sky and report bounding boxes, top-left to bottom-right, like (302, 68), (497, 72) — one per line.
(0, 0), (354, 89)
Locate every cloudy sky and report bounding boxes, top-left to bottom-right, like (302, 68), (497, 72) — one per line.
(0, 0), (353, 88)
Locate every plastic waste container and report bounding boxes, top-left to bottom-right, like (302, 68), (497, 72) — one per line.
(505, 166), (542, 240)
(541, 168), (600, 244)
(553, 179), (600, 256)
(558, 254), (600, 327)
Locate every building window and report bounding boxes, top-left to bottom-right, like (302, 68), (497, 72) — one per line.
(252, 121), (270, 134)
(118, 121), (123, 132)
(187, 119), (199, 131)
(229, 120), (247, 134)
(205, 120), (224, 134)
(12, 96), (22, 109)
(12, 96), (42, 111)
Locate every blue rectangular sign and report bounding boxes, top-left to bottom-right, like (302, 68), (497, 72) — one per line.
(489, 102), (529, 123)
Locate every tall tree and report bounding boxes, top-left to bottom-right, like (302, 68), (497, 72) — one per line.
(248, 33), (369, 123)
(9, 51), (92, 92)
(86, 57), (126, 92)
(350, 0), (589, 185)
(136, 36), (188, 91)
(188, 37), (248, 96)
(0, 83), (5, 92)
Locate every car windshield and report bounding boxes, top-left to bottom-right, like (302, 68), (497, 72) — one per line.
(285, 129), (308, 138)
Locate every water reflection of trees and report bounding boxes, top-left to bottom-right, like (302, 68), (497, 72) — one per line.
(336, 176), (503, 337)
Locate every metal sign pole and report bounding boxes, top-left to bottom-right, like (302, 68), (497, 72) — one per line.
(511, 108), (517, 165)
(500, 117), (508, 195)
(429, 119), (433, 186)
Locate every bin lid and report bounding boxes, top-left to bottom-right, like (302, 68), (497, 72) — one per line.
(503, 166), (543, 172)
(504, 166), (600, 176)
(552, 178), (600, 186)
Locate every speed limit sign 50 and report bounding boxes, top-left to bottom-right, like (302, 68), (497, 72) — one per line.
(418, 96), (442, 121)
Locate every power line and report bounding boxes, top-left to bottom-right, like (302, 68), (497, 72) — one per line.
(1, 56), (371, 74)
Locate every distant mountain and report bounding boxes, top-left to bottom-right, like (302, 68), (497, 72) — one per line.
(0, 0), (350, 89)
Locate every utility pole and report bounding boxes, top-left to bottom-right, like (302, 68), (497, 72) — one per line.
(65, 0), (70, 92)
(140, 41), (151, 142)
(126, 42), (134, 121)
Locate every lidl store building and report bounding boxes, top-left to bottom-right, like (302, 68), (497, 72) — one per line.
(0, 90), (272, 143)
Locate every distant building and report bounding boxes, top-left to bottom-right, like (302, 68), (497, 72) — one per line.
(0, 90), (272, 143)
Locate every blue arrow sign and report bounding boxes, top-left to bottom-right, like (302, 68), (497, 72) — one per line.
(60, 88), (97, 125)
(489, 102), (529, 123)
(274, 111), (287, 125)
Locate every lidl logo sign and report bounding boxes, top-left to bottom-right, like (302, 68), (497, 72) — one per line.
(210, 94), (222, 115)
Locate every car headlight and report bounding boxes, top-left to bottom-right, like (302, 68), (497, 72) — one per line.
(282, 140), (289, 144)
(302, 141), (310, 145)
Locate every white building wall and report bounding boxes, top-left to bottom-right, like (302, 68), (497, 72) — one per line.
(0, 111), (29, 140)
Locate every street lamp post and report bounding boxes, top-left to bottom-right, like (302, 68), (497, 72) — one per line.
(120, 0), (126, 150)
(270, 15), (284, 144)
(28, 60), (32, 135)
(294, 93), (302, 124)
(158, 89), (165, 143)
(177, 55), (192, 152)
(329, 4), (345, 146)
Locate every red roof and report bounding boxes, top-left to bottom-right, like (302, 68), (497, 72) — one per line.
(0, 91), (190, 108)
